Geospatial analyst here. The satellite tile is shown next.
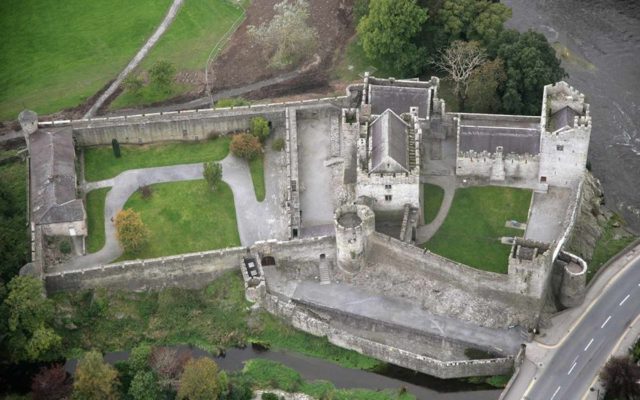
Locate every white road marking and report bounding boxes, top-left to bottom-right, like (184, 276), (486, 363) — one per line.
(551, 385), (562, 400)
(584, 338), (594, 351)
(619, 294), (631, 306)
(601, 315), (612, 328)
(568, 361), (578, 375)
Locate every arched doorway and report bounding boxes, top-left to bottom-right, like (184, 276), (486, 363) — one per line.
(261, 256), (276, 266)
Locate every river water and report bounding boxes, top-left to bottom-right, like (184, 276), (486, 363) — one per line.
(64, 346), (501, 400)
(504, 0), (640, 232)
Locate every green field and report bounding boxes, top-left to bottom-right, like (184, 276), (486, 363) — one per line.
(250, 155), (266, 202)
(0, 0), (172, 120)
(423, 183), (445, 225)
(425, 186), (532, 274)
(121, 180), (240, 260)
(111, 0), (246, 109)
(86, 188), (110, 253)
(84, 137), (230, 181)
(51, 271), (381, 371)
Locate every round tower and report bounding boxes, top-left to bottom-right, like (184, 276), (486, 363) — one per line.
(334, 203), (375, 274)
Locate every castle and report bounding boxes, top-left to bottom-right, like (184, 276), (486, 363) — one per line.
(22, 74), (592, 378)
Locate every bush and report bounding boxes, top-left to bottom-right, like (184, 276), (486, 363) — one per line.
(139, 185), (153, 200)
(262, 393), (280, 400)
(58, 240), (72, 255)
(115, 209), (149, 253)
(230, 133), (262, 161)
(203, 162), (223, 191)
(112, 139), (121, 158)
(250, 117), (271, 142)
(149, 60), (176, 93)
(271, 137), (285, 152)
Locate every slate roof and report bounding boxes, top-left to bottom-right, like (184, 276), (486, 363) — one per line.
(550, 106), (580, 130)
(30, 127), (85, 225)
(369, 85), (430, 118)
(370, 109), (410, 173)
(458, 116), (541, 155)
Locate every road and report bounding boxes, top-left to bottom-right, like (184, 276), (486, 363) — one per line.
(523, 255), (640, 399)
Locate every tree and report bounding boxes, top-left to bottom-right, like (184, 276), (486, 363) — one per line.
(250, 117), (270, 142)
(434, 41), (487, 111)
(148, 60), (176, 93)
(128, 371), (160, 400)
(248, 0), (318, 69)
(599, 356), (640, 400)
(437, 0), (511, 45)
(31, 364), (72, 400)
(2, 276), (61, 362)
(177, 358), (221, 400)
(357, 0), (428, 76)
(129, 343), (152, 373)
(467, 58), (507, 113)
(111, 139), (121, 158)
(149, 347), (191, 390)
(203, 162), (223, 191)
(492, 29), (566, 115)
(73, 350), (120, 400)
(115, 209), (148, 254)
(230, 133), (262, 161)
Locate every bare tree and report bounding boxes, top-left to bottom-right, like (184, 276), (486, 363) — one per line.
(434, 40), (487, 111)
(248, 0), (318, 69)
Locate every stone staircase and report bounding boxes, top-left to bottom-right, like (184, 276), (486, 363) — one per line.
(490, 146), (506, 182)
(408, 131), (417, 168)
(319, 257), (331, 285)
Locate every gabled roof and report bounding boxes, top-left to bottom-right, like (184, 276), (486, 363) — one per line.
(550, 106), (580, 131)
(30, 127), (85, 225)
(369, 84), (430, 118)
(370, 109), (410, 174)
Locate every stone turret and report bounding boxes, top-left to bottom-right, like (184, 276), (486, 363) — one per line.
(19, 109), (38, 152)
(334, 203), (375, 273)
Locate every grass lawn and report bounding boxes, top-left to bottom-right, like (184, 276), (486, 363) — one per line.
(51, 270), (382, 371)
(331, 36), (393, 82)
(587, 216), (637, 282)
(425, 186), (532, 274)
(111, 0), (246, 109)
(121, 179), (240, 260)
(84, 137), (230, 182)
(86, 188), (110, 253)
(423, 183), (445, 225)
(250, 155), (266, 202)
(0, 0), (172, 120)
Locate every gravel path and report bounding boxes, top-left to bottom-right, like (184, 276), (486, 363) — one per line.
(416, 175), (456, 244)
(83, 0), (185, 118)
(49, 151), (287, 273)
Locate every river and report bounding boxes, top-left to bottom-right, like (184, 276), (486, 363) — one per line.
(504, 0), (640, 232)
(63, 346), (501, 400)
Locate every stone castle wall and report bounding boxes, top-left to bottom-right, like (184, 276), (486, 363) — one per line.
(456, 151), (540, 185)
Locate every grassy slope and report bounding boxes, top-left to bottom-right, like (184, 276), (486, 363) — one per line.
(332, 37), (393, 82)
(86, 188), (110, 253)
(51, 271), (381, 370)
(111, 0), (245, 109)
(249, 155), (265, 202)
(425, 186), (532, 274)
(121, 180), (240, 260)
(0, 0), (171, 120)
(587, 216), (637, 282)
(84, 137), (230, 182)
(423, 183), (445, 225)
(0, 157), (28, 281)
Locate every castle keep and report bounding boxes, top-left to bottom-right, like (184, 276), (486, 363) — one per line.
(24, 74), (592, 378)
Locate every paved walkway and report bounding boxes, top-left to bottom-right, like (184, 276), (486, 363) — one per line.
(49, 151), (286, 273)
(83, 0), (185, 118)
(416, 175), (456, 244)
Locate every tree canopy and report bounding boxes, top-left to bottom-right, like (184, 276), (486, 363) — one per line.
(177, 357), (221, 400)
(115, 209), (149, 254)
(1, 276), (61, 362)
(73, 350), (120, 400)
(357, 0), (428, 76)
(203, 162), (223, 192)
(437, 0), (511, 45)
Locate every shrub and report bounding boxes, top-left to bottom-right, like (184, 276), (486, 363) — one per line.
(250, 116), (271, 142)
(177, 358), (221, 400)
(112, 139), (121, 158)
(31, 364), (72, 400)
(262, 393), (280, 400)
(58, 240), (72, 255)
(139, 185), (153, 200)
(271, 137), (285, 152)
(149, 60), (176, 93)
(230, 133), (262, 161)
(203, 162), (223, 191)
(115, 209), (148, 253)
(123, 75), (144, 96)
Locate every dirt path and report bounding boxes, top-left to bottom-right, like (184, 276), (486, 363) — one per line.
(83, 0), (185, 118)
